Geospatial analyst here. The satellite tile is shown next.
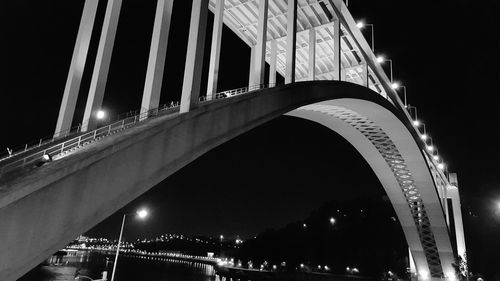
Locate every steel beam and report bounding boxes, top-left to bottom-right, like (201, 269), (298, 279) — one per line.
(269, 39), (277, 85)
(308, 28), (316, 81)
(82, 0), (122, 131)
(285, 0), (297, 84)
(253, 0), (268, 86)
(141, 0), (174, 113)
(54, 0), (99, 137)
(207, 0), (224, 100)
(180, 0), (209, 113)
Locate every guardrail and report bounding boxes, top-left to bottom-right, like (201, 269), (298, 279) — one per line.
(0, 83), (276, 176)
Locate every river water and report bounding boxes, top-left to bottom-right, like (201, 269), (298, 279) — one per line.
(19, 251), (216, 281)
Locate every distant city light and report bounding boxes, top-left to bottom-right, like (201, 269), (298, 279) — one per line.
(330, 217), (336, 225)
(303, 223), (307, 228)
(220, 235), (224, 240)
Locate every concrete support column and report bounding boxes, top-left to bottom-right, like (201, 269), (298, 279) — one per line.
(54, 0), (99, 137)
(141, 0), (174, 114)
(269, 39), (277, 85)
(361, 64), (369, 87)
(248, 45), (255, 88)
(253, 0), (269, 87)
(285, 0), (297, 84)
(207, 0), (224, 100)
(308, 28), (316, 81)
(81, 0), (122, 131)
(180, 0), (209, 113)
(448, 173), (467, 261)
(332, 19), (341, 81)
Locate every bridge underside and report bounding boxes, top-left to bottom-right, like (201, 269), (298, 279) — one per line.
(0, 81), (454, 280)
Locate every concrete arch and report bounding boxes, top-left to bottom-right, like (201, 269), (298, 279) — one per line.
(0, 81), (454, 280)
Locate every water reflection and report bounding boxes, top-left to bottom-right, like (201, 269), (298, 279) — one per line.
(19, 250), (216, 281)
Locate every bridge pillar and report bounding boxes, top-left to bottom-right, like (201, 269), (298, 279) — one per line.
(308, 28), (316, 80)
(141, 0), (174, 113)
(332, 18), (342, 81)
(269, 39), (277, 85)
(207, 0), (225, 100)
(81, 0), (122, 131)
(285, 0), (297, 84)
(54, 0), (99, 137)
(448, 173), (467, 264)
(248, 45), (255, 88)
(180, 0), (209, 113)
(253, 0), (269, 87)
(361, 64), (369, 87)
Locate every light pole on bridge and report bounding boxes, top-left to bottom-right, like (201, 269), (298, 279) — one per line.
(110, 208), (149, 281)
(356, 21), (375, 52)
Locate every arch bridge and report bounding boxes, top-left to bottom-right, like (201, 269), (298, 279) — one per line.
(0, 1), (466, 280)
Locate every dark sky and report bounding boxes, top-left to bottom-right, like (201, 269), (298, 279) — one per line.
(1, 0), (500, 277)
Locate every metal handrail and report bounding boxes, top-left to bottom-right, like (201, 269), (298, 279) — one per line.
(0, 84), (276, 176)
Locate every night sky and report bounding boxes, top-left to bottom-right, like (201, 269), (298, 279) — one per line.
(1, 0), (500, 277)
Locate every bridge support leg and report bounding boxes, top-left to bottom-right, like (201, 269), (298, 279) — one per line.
(448, 173), (467, 266)
(180, 0), (209, 113)
(81, 0), (122, 131)
(269, 39), (277, 85)
(248, 45), (255, 88)
(253, 0), (268, 87)
(361, 64), (369, 87)
(54, 0), (99, 137)
(332, 18), (341, 81)
(207, 0), (224, 100)
(308, 28), (316, 81)
(285, 0), (297, 84)
(141, 0), (174, 115)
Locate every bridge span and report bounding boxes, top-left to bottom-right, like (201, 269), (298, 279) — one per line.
(0, 0), (466, 280)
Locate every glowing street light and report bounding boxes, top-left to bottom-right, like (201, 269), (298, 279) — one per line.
(96, 110), (106, 120)
(356, 20), (375, 51)
(433, 155), (439, 161)
(413, 120), (420, 127)
(376, 55), (394, 82)
(391, 83), (408, 107)
(438, 163), (445, 170)
(427, 145), (434, 152)
(111, 208), (149, 281)
(421, 134), (428, 140)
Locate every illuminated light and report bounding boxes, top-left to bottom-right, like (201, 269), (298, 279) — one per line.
(356, 21), (365, 29)
(136, 209), (148, 219)
(433, 155), (439, 161)
(220, 235), (224, 240)
(42, 154), (52, 162)
(303, 223), (307, 228)
(391, 82), (400, 89)
(330, 217), (336, 224)
(300, 263), (305, 268)
(324, 265), (330, 271)
(427, 145), (434, 151)
(96, 110), (106, 119)
(352, 268), (359, 273)
(376, 56), (385, 63)
(388, 271), (393, 276)
(419, 270), (429, 280)
(438, 163), (445, 170)
(346, 267), (350, 271)
(446, 272), (457, 281)
(421, 134), (427, 140)
(273, 265), (277, 270)
(318, 265), (321, 269)
(413, 120), (420, 127)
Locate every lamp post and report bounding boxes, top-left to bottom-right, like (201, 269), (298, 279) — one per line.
(356, 21), (374, 51)
(391, 83), (407, 107)
(376, 56), (393, 83)
(110, 208), (149, 281)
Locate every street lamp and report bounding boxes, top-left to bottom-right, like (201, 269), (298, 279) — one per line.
(391, 83), (408, 107)
(356, 21), (375, 51)
(376, 56), (394, 83)
(329, 217), (336, 225)
(96, 110), (106, 120)
(110, 208), (149, 281)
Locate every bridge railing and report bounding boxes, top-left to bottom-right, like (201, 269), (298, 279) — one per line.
(0, 83), (277, 176)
